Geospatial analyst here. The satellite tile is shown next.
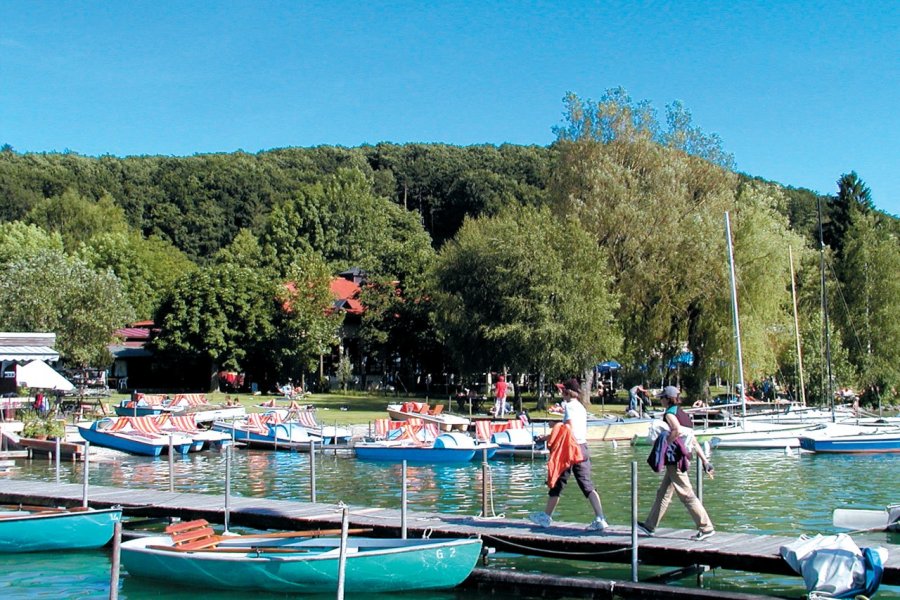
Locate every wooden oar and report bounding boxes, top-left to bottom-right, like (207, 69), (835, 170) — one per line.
(233, 527), (372, 540)
(148, 545), (312, 554)
(833, 508), (892, 531)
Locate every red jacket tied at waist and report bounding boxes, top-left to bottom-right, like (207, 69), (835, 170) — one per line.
(546, 423), (583, 488)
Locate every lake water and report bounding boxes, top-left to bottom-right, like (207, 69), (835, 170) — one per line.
(2, 443), (898, 599)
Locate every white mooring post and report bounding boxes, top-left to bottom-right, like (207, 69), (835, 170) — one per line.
(224, 444), (232, 534)
(108, 519), (122, 600)
(401, 460), (408, 539)
(81, 440), (91, 507)
(55, 437), (61, 484)
(481, 447), (489, 517)
(168, 434), (175, 492)
(336, 505), (350, 600)
(309, 440), (317, 502)
(631, 461), (639, 582)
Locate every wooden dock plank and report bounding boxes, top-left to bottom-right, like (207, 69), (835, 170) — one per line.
(0, 479), (897, 587)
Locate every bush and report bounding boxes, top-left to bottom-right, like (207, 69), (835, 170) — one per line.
(21, 410), (66, 439)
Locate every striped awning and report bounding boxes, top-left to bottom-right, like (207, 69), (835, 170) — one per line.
(0, 346), (60, 362)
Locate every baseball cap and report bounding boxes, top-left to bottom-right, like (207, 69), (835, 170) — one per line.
(657, 385), (680, 399)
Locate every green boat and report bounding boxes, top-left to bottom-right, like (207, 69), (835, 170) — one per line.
(0, 506), (122, 552)
(121, 534), (483, 594)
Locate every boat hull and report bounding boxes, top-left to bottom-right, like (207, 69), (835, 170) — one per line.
(799, 436), (900, 453)
(585, 417), (652, 442)
(77, 423), (193, 456)
(0, 507), (122, 552)
(121, 535), (482, 593)
(355, 443), (479, 462)
(798, 423), (900, 453)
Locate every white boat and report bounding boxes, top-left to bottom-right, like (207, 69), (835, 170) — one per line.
(798, 422), (900, 454)
(490, 428), (548, 458)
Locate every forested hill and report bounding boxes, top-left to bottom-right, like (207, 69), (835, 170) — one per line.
(0, 144), (556, 260)
(4, 143), (886, 262)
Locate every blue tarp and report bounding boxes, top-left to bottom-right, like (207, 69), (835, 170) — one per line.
(667, 352), (694, 368)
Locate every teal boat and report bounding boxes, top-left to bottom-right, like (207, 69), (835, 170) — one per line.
(0, 506), (122, 552)
(121, 533), (483, 593)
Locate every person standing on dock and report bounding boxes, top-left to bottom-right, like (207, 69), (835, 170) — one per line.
(638, 386), (716, 541)
(492, 375), (509, 417)
(529, 377), (609, 531)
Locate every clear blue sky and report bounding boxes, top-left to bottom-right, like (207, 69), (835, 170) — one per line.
(2, 1), (898, 215)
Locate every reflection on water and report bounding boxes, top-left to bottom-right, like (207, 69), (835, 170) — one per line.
(2, 444), (898, 599)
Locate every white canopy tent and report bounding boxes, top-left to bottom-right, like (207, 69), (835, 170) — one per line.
(15, 360), (75, 392)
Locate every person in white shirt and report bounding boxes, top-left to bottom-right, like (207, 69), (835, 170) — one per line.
(529, 378), (609, 531)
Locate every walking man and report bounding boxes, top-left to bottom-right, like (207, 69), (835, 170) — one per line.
(530, 377), (609, 531)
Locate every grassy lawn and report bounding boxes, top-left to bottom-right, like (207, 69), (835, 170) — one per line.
(94, 390), (628, 426)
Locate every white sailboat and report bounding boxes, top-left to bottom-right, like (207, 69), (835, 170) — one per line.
(703, 214), (823, 450)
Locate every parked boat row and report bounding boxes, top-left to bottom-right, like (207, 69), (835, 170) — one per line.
(114, 393), (246, 423)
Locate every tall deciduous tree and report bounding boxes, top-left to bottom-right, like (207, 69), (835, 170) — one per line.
(26, 190), (129, 252)
(0, 221), (64, 264)
(433, 205), (621, 400)
(152, 255), (340, 390)
(837, 210), (900, 403)
(79, 231), (196, 320)
(152, 263), (280, 375)
(0, 250), (134, 366)
(550, 91), (809, 398)
(262, 168), (434, 282)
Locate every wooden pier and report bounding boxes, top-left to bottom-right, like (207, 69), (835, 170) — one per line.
(0, 479), (897, 593)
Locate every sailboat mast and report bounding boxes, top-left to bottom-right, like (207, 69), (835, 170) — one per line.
(725, 212), (747, 424)
(789, 246), (806, 406)
(816, 198), (835, 422)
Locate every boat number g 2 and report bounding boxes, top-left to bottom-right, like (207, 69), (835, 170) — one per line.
(435, 548), (456, 560)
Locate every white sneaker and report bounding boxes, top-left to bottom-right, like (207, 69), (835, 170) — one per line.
(587, 517), (609, 531)
(528, 512), (552, 528)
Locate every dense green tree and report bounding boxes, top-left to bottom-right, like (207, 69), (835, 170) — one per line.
(823, 171), (873, 258)
(0, 221), (64, 264)
(0, 250), (134, 366)
(152, 255), (340, 389)
(836, 210), (900, 404)
(262, 168), (434, 282)
(550, 91), (813, 399)
(213, 228), (273, 271)
(433, 205), (621, 404)
(728, 183), (812, 385)
(26, 189), (129, 252)
(79, 231), (196, 320)
(270, 253), (344, 380)
(152, 263), (280, 374)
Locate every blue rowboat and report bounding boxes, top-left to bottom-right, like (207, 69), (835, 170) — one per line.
(77, 418), (194, 456)
(121, 534), (482, 594)
(0, 506), (122, 552)
(798, 423), (900, 454)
